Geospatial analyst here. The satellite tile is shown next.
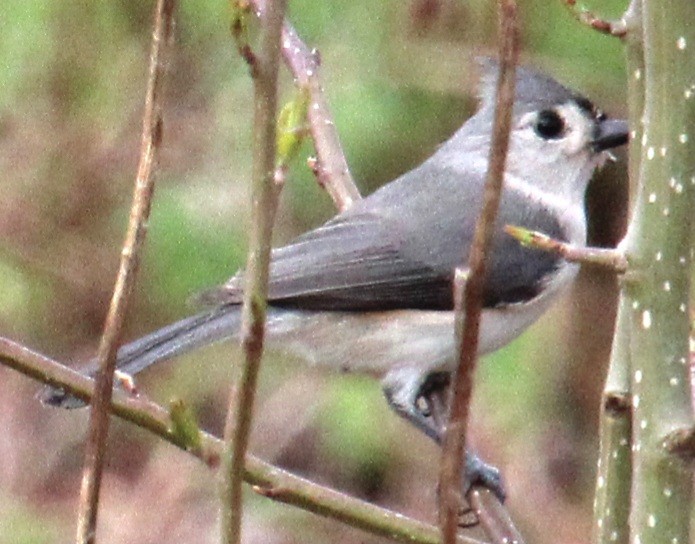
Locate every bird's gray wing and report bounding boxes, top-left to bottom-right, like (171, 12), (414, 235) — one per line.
(206, 207), (453, 310)
(208, 165), (570, 311)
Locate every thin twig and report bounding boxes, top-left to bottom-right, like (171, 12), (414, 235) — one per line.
(504, 225), (628, 272)
(279, 22), (361, 210)
(74, 2), (174, 542)
(468, 489), (525, 544)
(438, 1), (519, 543)
(221, 1), (287, 543)
(248, 0), (361, 211)
(562, 0), (629, 38)
(1, 337), (482, 544)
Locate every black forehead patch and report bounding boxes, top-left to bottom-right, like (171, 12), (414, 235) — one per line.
(572, 95), (598, 116)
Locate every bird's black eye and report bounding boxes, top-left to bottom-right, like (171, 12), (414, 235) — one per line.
(534, 109), (565, 139)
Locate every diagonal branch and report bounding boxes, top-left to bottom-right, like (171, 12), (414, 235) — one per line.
(468, 489), (525, 544)
(75, 1), (175, 542)
(1, 337), (482, 544)
(244, 0), (362, 210)
(562, 0), (629, 38)
(279, 22), (361, 210)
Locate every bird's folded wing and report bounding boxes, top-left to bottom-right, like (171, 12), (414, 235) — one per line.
(204, 177), (569, 312)
(205, 210), (453, 311)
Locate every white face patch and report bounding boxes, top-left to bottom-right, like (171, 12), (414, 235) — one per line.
(516, 101), (596, 157)
(555, 102), (597, 155)
(506, 100), (602, 202)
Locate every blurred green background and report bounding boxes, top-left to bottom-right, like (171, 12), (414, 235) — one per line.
(0, 1), (630, 542)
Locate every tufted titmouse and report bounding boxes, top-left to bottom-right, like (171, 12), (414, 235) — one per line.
(43, 61), (628, 494)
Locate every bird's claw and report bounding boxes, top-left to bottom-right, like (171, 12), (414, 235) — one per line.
(465, 453), (506, 502)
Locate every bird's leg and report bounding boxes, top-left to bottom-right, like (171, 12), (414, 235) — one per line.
(418, 373), (505, 527)
(382, 368), (505, 508)
(382, 368), (444, 442)
(417, 371), (450, 428)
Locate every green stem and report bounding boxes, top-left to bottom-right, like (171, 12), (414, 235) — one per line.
(592, 4), (643, 542)
(623, 1), (695, 542)
(593, 296), (632, 544)
(220, 1), (287, 543)
(0, 337), (484, 544)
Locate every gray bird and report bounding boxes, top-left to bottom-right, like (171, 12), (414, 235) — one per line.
(43, 61), (628, 496)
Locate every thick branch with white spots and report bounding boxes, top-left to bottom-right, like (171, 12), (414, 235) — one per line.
(618, 2), (695, 542)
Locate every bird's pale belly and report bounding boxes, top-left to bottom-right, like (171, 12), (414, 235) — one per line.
(262, 260), (579, 376)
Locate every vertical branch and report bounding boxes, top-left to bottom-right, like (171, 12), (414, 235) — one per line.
(593, 3), (641, 543)
(623, 0), (645, 189)
(220, 0), (287, 543)
(438, 1), (519, 543)
(593, 298), (633, 544)
(74, 2), (174, 543)
(622, 0), (695, 542)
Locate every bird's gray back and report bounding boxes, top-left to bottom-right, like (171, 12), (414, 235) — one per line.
(215, 161), (572, 311)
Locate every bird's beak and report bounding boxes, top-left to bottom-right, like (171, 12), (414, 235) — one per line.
(592, 118), (629, 152)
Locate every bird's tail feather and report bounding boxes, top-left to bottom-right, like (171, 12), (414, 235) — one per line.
(40, 304), (241, 408)
(114, 304), (241, 376)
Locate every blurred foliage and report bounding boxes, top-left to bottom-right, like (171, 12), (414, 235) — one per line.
(317, 377), (394, 495)
(142, 190), (248, 314)
(0, 0), (630, 542)
(0, 499), (61, 544)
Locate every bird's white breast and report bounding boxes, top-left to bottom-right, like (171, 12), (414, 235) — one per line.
(262, 256), (579, 377)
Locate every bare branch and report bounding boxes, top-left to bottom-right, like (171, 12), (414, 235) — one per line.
(221, 9), (363, 535)
(504, 225), (628, 272)
(245, 0), (362, 211)
(561, 0), (629, 38)
(75, 1), (174, 542)
(0, 337), (482, 544)
(620, 0), (695, 539)
(593, 298), (632, 544)
(279, 22), (361, 210)
(438, 1), (519, 543)
(221, 1), (288, 543)
(468, 489), (526, 544)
